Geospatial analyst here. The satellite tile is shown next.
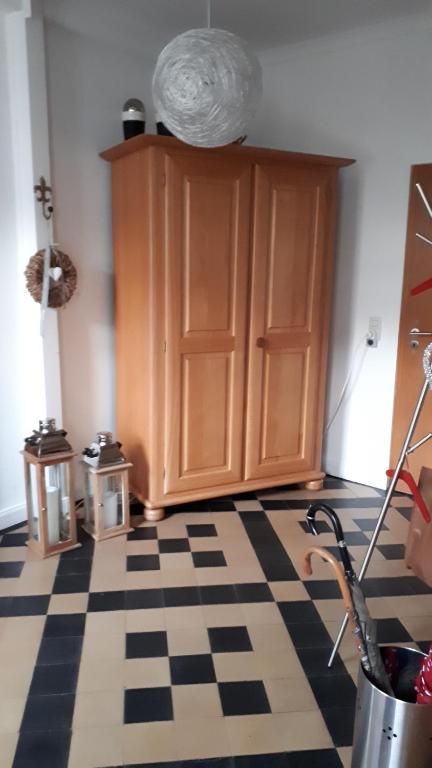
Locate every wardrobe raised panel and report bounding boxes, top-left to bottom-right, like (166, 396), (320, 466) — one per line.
(164, 152), (251, 494)
(245, 163), (335, 481)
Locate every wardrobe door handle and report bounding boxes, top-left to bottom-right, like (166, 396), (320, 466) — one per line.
(256, 337), (266, 348)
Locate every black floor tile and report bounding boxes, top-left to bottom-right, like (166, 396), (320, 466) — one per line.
(43, 613), (86, 638)
(417, 641), (430, 654)
(309, 673), (357, 709)
(182, 759), (233, 768)
(289, 498), (380, 510)
(56, 557), (92, 575)
(260, 500), (290, 510)
(286, 622), (334, 650)
(208, 500), (236, 511)
(321, 705), (355, 747)
(323, 546), (355, 563)
(396, 507), (412, 522)
(361, 577), (417, 598)
(60, 537), (94, 559)
(377, 544), (406, 560)
(88, 590), (125, 612)
(278, 600), (322, 624)
(192, 551), (227, 568)
(9, 595), (50, 616)
(163, 586), (200, 608)
(36, 636), (83, 666)
(343, 531), (370, 546)
(126, 630), (168, 658)
(231, 491), (259, 500)
(208, 626), (252, 653)
(234, 582), (273, 603)
(127, 554), (160, 571)
(21, 693), (75, 732)
(218, 681), (270, 716)
(159, 538), (190, 553)
(240, 512), (299, 581)
(0, 561), (24, 578)
(12, 729), (71, 768)
(304, 581), (345, 600)
(52, 572), (90, 594)
(233, 754), (289, 768)
(285, 749), (344, 768)
(186, 524), (217, 538)
(127, 526), (158, 541)
(124, 687), (173, 723)
(0, 596), (13, 616)
(299, 520), (332, 535)
(234, 751), (343, 768)
(353, 519), (388, 532)
(126, 588), (164, 610)
(0, 532), (28, 547)
(406, 576), (432, 595)
(376, 618), (412, 643)
(170, 654), (216, 685)
(295, 647), (347, 678)
(324, 477), (349, 489)
(199, 584), (237, 605)
(29, 663), (79, 695)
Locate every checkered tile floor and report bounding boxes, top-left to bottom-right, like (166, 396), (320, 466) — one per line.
(1, 477), (431, 767)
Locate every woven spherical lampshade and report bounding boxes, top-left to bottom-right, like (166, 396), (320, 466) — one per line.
(152, 28), (262, 148)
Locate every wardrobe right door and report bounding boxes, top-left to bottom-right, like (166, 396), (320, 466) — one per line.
(244, 162), (337, 482)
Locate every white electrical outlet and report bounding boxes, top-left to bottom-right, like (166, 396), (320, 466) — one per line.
(366, 316), (382, 348)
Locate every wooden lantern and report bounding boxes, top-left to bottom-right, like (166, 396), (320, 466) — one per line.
(22, 418), (80, 558)
(81, 432), (133, 541)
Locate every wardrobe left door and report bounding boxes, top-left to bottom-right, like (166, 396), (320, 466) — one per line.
(163, 151), (251, 495)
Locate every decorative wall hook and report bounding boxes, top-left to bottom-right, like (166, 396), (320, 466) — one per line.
(34, 176), (54, 220)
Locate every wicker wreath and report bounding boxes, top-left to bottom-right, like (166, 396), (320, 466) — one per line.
(25, 247), (77, 309)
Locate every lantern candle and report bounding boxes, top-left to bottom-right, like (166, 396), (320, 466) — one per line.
(103, 490), (117, 528)
(46, 485), (60, 544)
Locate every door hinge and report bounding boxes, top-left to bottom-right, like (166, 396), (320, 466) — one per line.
(163, 467), (166, 479)
(163, 340), (167, 352)
(162, 173), (166, 187)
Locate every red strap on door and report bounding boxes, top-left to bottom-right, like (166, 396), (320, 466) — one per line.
(386, 469), (431, 523)
(411, 277), (432, 296)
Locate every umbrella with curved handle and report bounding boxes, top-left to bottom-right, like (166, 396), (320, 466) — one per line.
(305, 504), (393, 695)
(303, 545), (370, 671)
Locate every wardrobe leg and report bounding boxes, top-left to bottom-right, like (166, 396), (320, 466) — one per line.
(144, 506), (165, 522)
(304, 479), (324, 491)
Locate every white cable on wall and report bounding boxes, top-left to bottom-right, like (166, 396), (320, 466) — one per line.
(325, 334), (369, 433)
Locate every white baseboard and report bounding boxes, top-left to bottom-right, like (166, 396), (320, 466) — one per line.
(0, 503), (26, 532)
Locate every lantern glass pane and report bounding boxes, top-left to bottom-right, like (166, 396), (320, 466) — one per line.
(27, 463), (40, 541)
(100, 473), (123, 529)
(44, 463), (71, 544)
(84, 469), (95, 526)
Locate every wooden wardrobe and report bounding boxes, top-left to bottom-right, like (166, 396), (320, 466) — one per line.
(101, 135), (354, 520)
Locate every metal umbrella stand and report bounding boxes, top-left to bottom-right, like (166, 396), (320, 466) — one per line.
(352, 646), (432, 768)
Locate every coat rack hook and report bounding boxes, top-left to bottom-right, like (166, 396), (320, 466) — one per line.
(34, 176), (54, 220)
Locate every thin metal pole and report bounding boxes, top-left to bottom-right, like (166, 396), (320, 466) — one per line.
(328, 377), (430, 667)
(206, 0), (211, 28)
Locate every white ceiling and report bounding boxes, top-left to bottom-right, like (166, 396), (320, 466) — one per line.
(43, 0), (432, 57)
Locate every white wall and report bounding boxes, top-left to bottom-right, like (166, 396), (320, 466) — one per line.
(44, 9), (432, 491)
(1, 1), (61, 529)
(253, 12), (432, 488)
(0, 13), (24, 525)
(45, 20), (154, 470)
